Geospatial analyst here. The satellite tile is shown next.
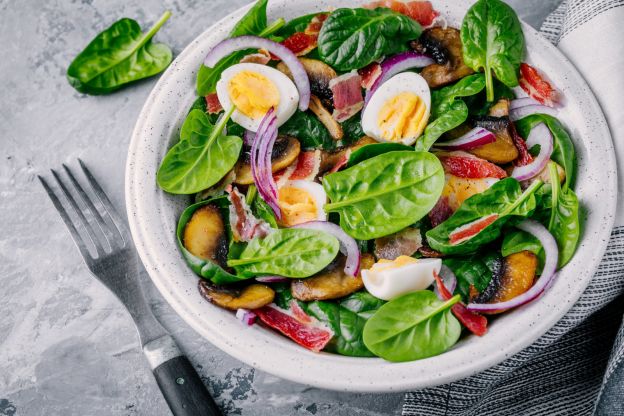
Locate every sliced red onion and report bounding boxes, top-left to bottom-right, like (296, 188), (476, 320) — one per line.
(292, 221), (361, 276)
(255, 276), (289, 283)
(251, 108), (282, 219)
(510, 97), (538, 111)
(511, 122), (553, 181)
(204, 35), (310, 111)
(243, 129), (255, 146)
(433, 264), (458, 301)
(434, 127), (496, 151)
(236, 308), (257, 326)
(364, 51), (434, 106)
(467, 219), (559, 312)
(510, 103), (558, 121)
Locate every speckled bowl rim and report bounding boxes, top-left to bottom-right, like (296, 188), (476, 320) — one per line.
(125, 0), (617, 392)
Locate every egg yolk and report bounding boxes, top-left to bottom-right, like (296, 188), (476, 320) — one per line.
(377, 92), (428, 142)
(277, 187), (318, 227)
(370, 255), (419, 272)
(227, 70), (280, 119)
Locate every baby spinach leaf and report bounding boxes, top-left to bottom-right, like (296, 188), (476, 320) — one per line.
(460, 0), (524, 101)
(502, 230), (545, 267)
(279, 110), (334, 150)
(363, 291), (461, 362)
(341, 115), (366, 145)
(426, 178), (540, 255)
(347, 143), (413, 168)
(415, 74), (486, 151)
(515, 114), (577, 189)
(67, 12), (173, 95)
(277, 12), (319, 37)
(247, 185), (279, 228)
(317, 8), (422, 71)
(227, 228), (340, 277)
(176, 198), (245, 285)
(323, 151), (445, 240)
(443, 252), (500, 300)
(157, 108), (243, 194)
(464, 78), (515, 116)
(196, 0), (284, 95)
(303, 291), (385, 357)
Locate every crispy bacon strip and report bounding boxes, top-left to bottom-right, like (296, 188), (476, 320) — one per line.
(274, 150), (321, 186)
(305, 13), (328, 35)
(240, 49), (271, 65)
(358, 62), (382, 89)
(434, 271), (487, 336)
(205, 93), (223, 114)
(226, 187), (272, 242)
(329, 71), (364, 122)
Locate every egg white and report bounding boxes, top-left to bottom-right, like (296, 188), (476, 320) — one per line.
(361, 72), (431, 145)
(362, 257), (441, 301)
(216, 63), (299, 132)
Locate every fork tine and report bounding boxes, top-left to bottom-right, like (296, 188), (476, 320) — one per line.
(50, 169), (103, 256)
(38, 175), (94, 260)
(62, 163), (119, 249)
(78, 159), (130, 242)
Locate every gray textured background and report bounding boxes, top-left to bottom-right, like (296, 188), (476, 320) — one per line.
(0, 0), (561, 414)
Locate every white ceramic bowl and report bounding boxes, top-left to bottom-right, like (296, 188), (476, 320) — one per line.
(125, 0), (617, 392)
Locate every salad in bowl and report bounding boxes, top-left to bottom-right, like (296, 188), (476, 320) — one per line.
(154, 0), (579, 363)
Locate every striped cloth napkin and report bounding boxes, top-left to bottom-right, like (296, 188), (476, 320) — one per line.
(403, 0), (624, 414)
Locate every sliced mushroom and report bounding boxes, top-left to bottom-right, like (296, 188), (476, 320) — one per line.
(468, 114), (519, 164)
(309, 95), (343, 140)
(410, 27), (475, 88)
(195, 170), (236, 202)
(277, 58), (337, 102)
(198, 280), (275, 310)
(234, 136), (301, 185)
(183, 204), (228, 267)
(291, 254), (375, 301)
(319, 136), (377, 173)
(471, 251), (537, 314)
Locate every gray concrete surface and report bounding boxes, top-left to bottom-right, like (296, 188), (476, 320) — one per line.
(0, 0), (561, 414)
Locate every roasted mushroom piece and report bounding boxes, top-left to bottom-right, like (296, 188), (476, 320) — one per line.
(319, 136), (377, 173)
(291, 254), (375, 301)
(277, 58), (337, 102)
(471, 251), (538, 314)
(182, 204), (228, 267)
(198, 280), (275, 310)
(234, 136), (301, 185)
(309, 95), (343, 140)
(411, 27), (475, 88)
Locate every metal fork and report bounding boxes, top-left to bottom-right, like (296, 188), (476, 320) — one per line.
(38, 160), (221, 416)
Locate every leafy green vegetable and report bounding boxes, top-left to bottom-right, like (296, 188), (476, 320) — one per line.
(464, 78), (515, 116)
(515, 114), (577, 189)
(279, 110), (363, 150)
(323, 151), (445, 240)
(276, 12), (319, 37)
(415, 74), (486, 151)
(67, 12), (172, 95)
(426, 178), (540, 255)
(303, 291), (385, 357)
(443, 252), (500, 300)
(317, 8), (422, 71)
(246, 185), (278, 228)
(176, 198), (244, 285)
(340, 115), (366, 144)
(460, 0), (524, 101)
(502, 229), (544, 266)
(196, 0), (284, 95)
(189, 96), (207, 113)
(157, 107), (243, 194)
(227, 228), (339, 277)
(363, 291), (461, 362)
(346, 143), (413, 168)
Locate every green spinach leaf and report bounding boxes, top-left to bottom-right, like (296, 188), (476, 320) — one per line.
(317, 8), (422, 71)
(415, 74), (486, 151)
(323, 151), (445, 240)
(426, 178), (540, 255)
(443, 252), (500, 300)
(227, 228), (339, 277)
(460, 0), (524, 101)
(363, 291), (461, 362)
(276, 12), (319, 37)
(303, 291), (385, 357)
(157, 108), (243, 194)
(279, 110), (334, 150)
(67, 12), (172, 95)
(515, 114), (577, 189)
(347, 143), (413, 168)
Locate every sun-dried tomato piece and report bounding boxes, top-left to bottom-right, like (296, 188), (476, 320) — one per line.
(438, 153), (508, 179)
(434, 271), (487, 336)
(255, 305), (333, 352)
(519, 63), (559, 107)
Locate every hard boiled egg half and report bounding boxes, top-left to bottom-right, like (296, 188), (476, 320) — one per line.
(361, 72), (431, 145)
(216, 63), (299, 132)
(277, 180), (327, 227)
(361, 256), (441, 301)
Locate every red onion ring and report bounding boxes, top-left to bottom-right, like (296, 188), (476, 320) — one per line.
(434, 127), (496, 151)
(466, 219), (559, 312)
(204, 35), (310, 111)
(292, 221), (360, 276)
(510, 103), (558, 121)
(364, 51), (434, 106)
(251, 108), (282, 218)
(433, 264), (458, 301)
(511, 122), (553, 181)
(510, 97), (538, 111)
(255, 276), (289, 283)
(236, 308), (257, 326)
